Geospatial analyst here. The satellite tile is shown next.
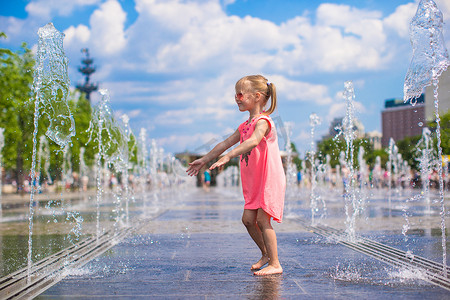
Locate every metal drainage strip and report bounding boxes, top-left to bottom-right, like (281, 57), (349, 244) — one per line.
(296, 219), (450, 291)
(0, 226), (133, 300)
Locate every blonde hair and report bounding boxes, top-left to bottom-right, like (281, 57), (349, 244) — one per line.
(236, 75), (277, 115)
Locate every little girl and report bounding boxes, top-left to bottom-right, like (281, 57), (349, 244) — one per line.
(186, 75), (286, 276)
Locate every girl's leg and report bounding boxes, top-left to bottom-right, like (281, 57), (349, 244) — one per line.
(242, 209), (269, 269)
(253, 208), (283, 275)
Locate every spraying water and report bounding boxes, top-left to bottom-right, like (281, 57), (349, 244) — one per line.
(88, 89), (109, 240)
(88, 89), (129, 238)
(284, 122), (297, 216)
(38, 135), (52, 186)
(404, 0), (449, 277)
(0, 128), (4, 217)
(150, 139), (160, 206)
(416, 127), (436, 213)
(120, 114), (133, 226)
(308, 113), (321, 225)
(138, 128), (150, 216)
(79, 147), (88, 191)
(62, 144), (72, 191)
(358, 146), (368, 193)
(27, 23), (75, 281)
(342, 81), (361, 241)
(373, 156), (382, 189)
(387, 138), (398, 215)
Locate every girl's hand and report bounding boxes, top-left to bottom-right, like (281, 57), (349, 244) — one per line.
(186, 159), (206, 176)
(209, 155), (230, 171)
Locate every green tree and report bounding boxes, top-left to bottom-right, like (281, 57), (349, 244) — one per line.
(429, 109), (450, 155)
(316, 137), (373, 168)
(396, 135), (421, 170)
(69, 93), (95, 172)
(0, 37), (99, 189)
(316, 137), (346, 167)
(0, 35), (147, 191)
(0, 35), (35, 191)
(365, 149), (388, 169)
(41, 93), (96, 183)
(289, 142), (303, 171)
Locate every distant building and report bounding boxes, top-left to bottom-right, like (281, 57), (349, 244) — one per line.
(323, 117), (365, 140)
(425, 68), (450, 121)
(366, 130), (382, 150)
(381, 96), (425, 147)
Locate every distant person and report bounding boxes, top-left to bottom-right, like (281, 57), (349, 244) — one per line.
(187, 75), (285, 275)
(341, 165), (350, 193)
(203, 169), (211, 191)
(81, 175), (89, 192)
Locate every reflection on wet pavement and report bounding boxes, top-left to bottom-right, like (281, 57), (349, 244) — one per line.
(27, 188), (450, 298)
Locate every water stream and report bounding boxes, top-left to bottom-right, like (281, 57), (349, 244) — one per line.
(308, 113), (321, 225)
(0, 128), (4, 217)
(342, 81), (360, 242)
(27, 23), (75, 281)
(404, 0), (449, 277)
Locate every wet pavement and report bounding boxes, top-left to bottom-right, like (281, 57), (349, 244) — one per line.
(36, 188), (449, 299)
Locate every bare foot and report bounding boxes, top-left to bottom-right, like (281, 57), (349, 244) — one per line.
(253, 265), (283, 276)
(251, 255), (269, 270)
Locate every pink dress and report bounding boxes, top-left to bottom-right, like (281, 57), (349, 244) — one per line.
(238, 114), (286, 223)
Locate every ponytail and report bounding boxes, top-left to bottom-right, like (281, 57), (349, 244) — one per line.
(264, 82), (277, 115)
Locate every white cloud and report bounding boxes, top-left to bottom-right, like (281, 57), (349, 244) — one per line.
(384, 0), (450, 51)
(89, 0), (127, 55)
(25, 0), (101, 19)
(54, 0), (434, 94)
(432, 0), (450, 51)
(154, 106), (235, 127)
(25, 2), (52, 20)
(317, 3), (382, 26)
(1, 0), (437, 76)
(326, 99), (366, 124)
(125, 0), (287, 74)
(271, 4), (393, 74)
(384, 3), (417, 38)
(64, 24), (90, 45)
(0, 17), (27, 40)
(310, 4), (387, 71)
(119, 1), (402, 76)
(270, 75), (332, 105)
(222, 0), (236, 6)
(116, 109), (142, 119)
(63, 0), (127, 58)
(157, 132), (222, 153)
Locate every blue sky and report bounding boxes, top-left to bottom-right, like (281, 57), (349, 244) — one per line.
(1, 0), (449, 156)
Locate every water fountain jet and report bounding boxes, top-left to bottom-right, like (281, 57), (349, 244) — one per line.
(27, 22), (75, 281)
(342, 81), (362, 241)
(0, 128), (4, 217)
(404, 0), (449, 100)
(404, 0), (449, 277)
(284, 122), (297, 217)
(308, 113), (321, 225)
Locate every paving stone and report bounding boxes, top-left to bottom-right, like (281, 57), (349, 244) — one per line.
(37, 189), (450, 299)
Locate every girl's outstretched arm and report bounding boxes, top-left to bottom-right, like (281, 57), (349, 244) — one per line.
(186, 129), (240, 176)
(210, 119), (269, 171)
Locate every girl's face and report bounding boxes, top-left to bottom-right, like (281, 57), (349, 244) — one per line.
(235, 81), (257, 112)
